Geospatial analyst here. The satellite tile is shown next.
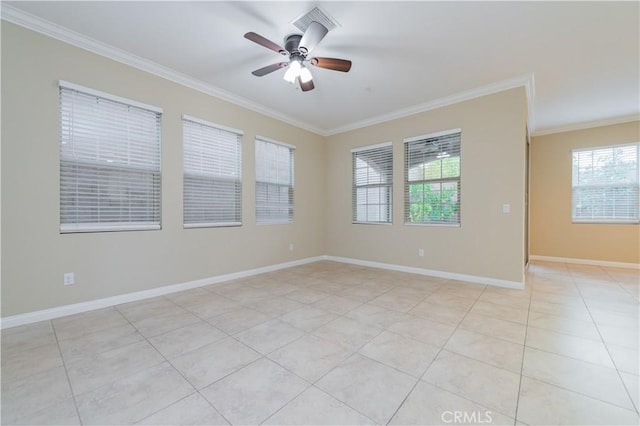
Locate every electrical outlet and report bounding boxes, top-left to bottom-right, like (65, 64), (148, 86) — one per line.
(418, 249), (424, 257)
(64, 272), (75, 286)
(289, 243), (294, 251)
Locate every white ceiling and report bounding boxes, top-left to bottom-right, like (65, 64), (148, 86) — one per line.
(4, 1), (639, 136)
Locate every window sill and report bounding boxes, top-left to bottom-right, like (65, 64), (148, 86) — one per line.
(352, 221), (393, 226)
(572, 220), (639, 225)
(60, 223), (161, 233)
(403, 222), (461, 228)
(184, 222), (242, 229)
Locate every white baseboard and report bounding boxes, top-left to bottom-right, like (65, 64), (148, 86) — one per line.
(1, 254), (528, 330)
(529, 255), (640, 270)
(325, 256), (524, 289)
(0, 256), (325, 330)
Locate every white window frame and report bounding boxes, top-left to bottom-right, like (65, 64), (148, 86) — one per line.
(404, 129), (462, 227)
(255, 136), (295, 225)
(59, 81), (162, 233)
(572, 142), (640, 224)
(352, 142), (393, 224)
(182, 115), (243, 228)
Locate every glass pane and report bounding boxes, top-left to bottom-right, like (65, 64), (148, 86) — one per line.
(353, 145), (392, 222)
(442, 156), (460, 178)
(422, 160), (442, 180)
(407, 181), (459, 223)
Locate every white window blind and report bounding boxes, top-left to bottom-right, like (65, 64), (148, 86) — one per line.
(572, 143), (639, 223)
(405, 130), (461, 225)
(352, 142), (393, 223)
(183, 116), (242, 228)
(59, 82), (162, 233)
(255, 137), (294, 224)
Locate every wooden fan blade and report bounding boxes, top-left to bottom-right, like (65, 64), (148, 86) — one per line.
(309, 57), (352, 72)
(244, 32), (288, 55)
(299, 21), (328, 56)
(299, 78), (315, 92)
(251, 62), (288, 77)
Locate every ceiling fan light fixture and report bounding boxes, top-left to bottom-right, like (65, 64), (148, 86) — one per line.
(283, 60), (301, 83)
(299, 66), (313, 83)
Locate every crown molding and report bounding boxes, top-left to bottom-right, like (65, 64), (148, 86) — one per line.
(525, 73), (536, 134)
(0, 4), (326, 136)
(1, 5), (539, 138)
(325, 73), (536, 136)
(531, 114), (640, 137)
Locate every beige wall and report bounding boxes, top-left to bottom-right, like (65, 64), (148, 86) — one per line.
(530, 121), (640, 263)
(1, 23), (327, 316)
(1, 22), (530, 318)
(325, 88), (528, 284)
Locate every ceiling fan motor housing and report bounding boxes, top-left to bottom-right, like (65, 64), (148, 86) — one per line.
(284, 34), (303, 56)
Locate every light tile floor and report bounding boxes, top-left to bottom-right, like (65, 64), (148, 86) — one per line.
(2, 260), (639, 425)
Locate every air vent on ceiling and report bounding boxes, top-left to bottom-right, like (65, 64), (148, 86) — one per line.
(291, 7), (339, 33)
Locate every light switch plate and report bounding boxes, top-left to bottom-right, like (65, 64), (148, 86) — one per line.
(502, 203), (511, 213)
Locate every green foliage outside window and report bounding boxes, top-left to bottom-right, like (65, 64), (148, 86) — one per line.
(409, 183), (459, 222)
(408, 156), (460, 223)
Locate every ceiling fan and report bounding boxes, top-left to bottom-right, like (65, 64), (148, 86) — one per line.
(244, 21), (352, 92)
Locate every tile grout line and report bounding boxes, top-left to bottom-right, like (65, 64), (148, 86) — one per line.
(207, 292), (381, 426)
(258, 383), (375, 426)
(215, 274), (388, 425)
(456, 312), (528, 345)
(428, 285), (523, 420)
(316, 276), (446, 425)
(51, 320), (85, 426)
(385, 284), (525, 425)
(251, 305), (374, 426)
(520, 269), (639, 413)
(513, 269), (535, 425)
(133, 392), (203, 424)
(386, 284), (483, 420)
(253, 333), (369, 425)
(303, 312), (397, 394)
(117, 305), (235, 425)
(607, 270), (640, 302)
(260, 275), (448, 425)
(518, 373), (640, 413)
(152, 265), (395, 423)
(522, 340), (623, 370)
(383, 369), (422, 425)
(569, 265), (640, 416)
(10, 262), (635, 425)
(54, 316), (140, 345)
(526, 264), (640, 413)
(0, 264), (388, 425)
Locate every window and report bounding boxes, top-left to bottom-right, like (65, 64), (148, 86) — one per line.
(183, 116), (242, 227)
(572, 143), (639, 223)
(59, 81), (162, 233)
(255, 137), (294, 224)
(405, 129), (461, 225)
(352, 142), (393, 223)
